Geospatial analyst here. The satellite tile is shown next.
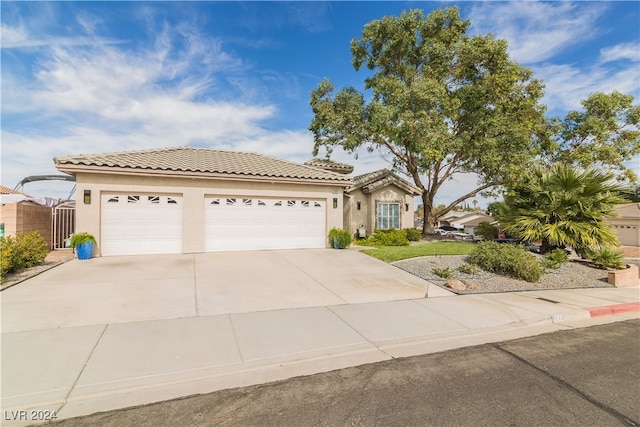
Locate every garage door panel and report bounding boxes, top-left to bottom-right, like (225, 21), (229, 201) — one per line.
(205, 197), (326, 252)
(101, 194), (182, 256)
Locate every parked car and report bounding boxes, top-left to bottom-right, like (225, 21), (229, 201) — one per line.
(434, 228), (451, 235)
(452, 232), (474, 241)
(493, 238), (541, 253)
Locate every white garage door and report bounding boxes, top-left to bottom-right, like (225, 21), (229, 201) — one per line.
(101, 194), (182, 255)
(205, 197), (326, 251)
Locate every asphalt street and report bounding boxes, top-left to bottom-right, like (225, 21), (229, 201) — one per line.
(44, 318), (640, 427)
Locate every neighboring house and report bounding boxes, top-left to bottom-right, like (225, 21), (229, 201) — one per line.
(608, 203), (640, 258)
(438, 211), (493, 235)
(340, 169), (421, 236)
(54, 147), (352, 256)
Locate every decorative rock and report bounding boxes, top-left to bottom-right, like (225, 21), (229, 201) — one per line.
(445, 279), (466, 292)
(460, 279), (478, 290)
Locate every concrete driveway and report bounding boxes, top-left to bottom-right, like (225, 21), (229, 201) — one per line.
(1, 249), (451, 333)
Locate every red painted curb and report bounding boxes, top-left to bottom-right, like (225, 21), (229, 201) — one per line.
(587, 302), (640, 318)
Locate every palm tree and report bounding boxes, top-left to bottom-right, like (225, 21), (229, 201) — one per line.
(500, 164), (628, 254)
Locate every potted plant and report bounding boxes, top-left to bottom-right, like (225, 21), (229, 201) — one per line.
(69, 232), (97, 260)
(328, 228), (352, 249)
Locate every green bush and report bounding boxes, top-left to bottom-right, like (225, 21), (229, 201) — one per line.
(328, 228), (352, 249)
(357, 229), (409, 247)
(405, 228), (421, 242)
(474, 222), (499, 240)
(1, 237), (16, 277)
(1, 231), (49, 278)
(469, 241), (543, 282)
(543, 248), (569, 269)
(432, 267), (454, 279)
(588, 247), (624, 270)
(458, 263), (480, 275)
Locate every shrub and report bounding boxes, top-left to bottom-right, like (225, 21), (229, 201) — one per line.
(328, 228), (352, 249)
(543, 248), (569, 269)
(1, 237), (16, 277)
(474, 222), (499, 240)
(588, 247), (625, 270)
(69, 232), (97, 248)
(432, 267), (454, 279)
(469, 241), (543, 282)
(357, 229), (409, 246)
(458, 263), (480, 275)
(405, 228), (421, 242)
(1, 231), (49, 278)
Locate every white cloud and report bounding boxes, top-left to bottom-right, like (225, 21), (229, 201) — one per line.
(600, 42), (640, 64)
(468, 2), (605, 64)
(0, 17), (285, 198)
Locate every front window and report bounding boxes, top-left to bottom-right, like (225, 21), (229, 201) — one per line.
(377, 202), (400, 229)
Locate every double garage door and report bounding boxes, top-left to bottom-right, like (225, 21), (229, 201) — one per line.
(100, 194), (326, 255)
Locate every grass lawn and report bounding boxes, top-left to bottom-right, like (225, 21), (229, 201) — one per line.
(361, 241), (475, 263)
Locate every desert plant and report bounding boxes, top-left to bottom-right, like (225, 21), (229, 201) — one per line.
(405, 228), (421, 242)
(587, 247), (625, 270)
(432, 267), (454, 279)
(543, 248), (569, 269)
(328, 228), (352, 249)
(458, 263), (480, 275)
(469, 241), (543, 282)
(1, 231), (49, 278)
(69, 232), (97, 248)
(500, 164), (628, 254)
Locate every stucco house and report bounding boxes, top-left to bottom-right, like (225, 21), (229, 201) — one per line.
(54, 147), (352, 256)
(342, 169), (421, 236)
(608, 203), (640, 258)
(53, 147), (422, 257)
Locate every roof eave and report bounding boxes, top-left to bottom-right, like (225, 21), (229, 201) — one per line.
(54, 164), (353, 187)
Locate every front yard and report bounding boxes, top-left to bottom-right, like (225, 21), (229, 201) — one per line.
(360, 241), (475, 263)
(360, 241), (616, 294)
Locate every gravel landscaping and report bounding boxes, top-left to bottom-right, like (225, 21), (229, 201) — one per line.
(393, 255), (615, 294)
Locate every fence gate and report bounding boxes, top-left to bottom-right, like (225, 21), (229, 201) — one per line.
(52, 202), (76, 249)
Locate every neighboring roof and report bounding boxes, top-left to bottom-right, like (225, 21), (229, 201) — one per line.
(304, 158), (354, 175)
(347, 169), (421, 196)
(457, 215), (494, 227)
(612, 203), (640, 219)
(0, 185), (32, 197)
(54, 147), (352, 184)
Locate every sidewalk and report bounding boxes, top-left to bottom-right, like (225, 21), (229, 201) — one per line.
(2, 284), (638, 425)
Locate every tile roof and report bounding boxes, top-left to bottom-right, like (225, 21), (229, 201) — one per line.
(348, 169), (421, 195)
(0, 185), (32, 197)
(304, 158), (354, 174)
(54, 147), (352, 183)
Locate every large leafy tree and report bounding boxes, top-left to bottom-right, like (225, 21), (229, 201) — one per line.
(309, 7), (547, 234)
(500, 164), (628, 255)
(550, 91), (640, 182)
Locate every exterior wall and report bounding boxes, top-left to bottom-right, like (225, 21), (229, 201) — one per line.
(0, 202), (53, 249)
(74, 172), (346, 256)
(344, 189), (371, 235)
(345, 185), (415, 235)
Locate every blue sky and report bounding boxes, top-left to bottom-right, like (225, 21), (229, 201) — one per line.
(2, 1), (639, 206)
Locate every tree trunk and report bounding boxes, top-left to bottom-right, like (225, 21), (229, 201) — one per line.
(421, 192), (436, 236)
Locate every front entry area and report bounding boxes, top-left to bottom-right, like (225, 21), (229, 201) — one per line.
(205, 196), (326, 251)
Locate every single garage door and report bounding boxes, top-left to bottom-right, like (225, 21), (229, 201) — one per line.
(101, 194), (182, 255)
(205, 197), (326, 251)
